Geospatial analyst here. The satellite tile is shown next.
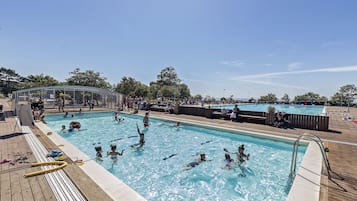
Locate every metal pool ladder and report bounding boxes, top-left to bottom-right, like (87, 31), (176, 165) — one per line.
(289, 133), (347, 192)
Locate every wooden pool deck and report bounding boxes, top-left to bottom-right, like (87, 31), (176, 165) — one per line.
(1, 98), (357, 201)
(0, 99), (112, 201)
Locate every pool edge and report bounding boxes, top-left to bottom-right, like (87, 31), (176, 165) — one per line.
(38, 113), (321, 201)
(287, 142), (322, 201)
(148, 114), (322, 201)
(35, 122), (147, 201)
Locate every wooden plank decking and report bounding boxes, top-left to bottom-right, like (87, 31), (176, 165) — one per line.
(0, 117), (57, 201)
(1, 99), (112, 201)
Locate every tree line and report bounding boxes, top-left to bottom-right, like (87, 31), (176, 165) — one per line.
(0, 66), (191, 101)
(0, 66), (356, 106)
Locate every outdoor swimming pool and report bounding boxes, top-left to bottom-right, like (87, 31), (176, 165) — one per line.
(210, 104), (325, 115)
(46, 112), (306, 201)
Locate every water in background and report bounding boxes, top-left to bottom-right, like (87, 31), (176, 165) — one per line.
(210, 104), (324, 115)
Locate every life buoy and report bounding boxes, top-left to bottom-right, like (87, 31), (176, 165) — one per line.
(70, 121), (81, 129)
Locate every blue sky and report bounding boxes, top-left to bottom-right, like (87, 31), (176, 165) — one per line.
(1, 0), (357, 99)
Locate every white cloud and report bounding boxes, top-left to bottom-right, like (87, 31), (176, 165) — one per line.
(264, 63), (272, 67)
(232, 65), (357, 80)
(240, 79), (307, 89)
(220, 60), (245, 67)
(230, 65), (357, 90)
(288, 62), (302, 71)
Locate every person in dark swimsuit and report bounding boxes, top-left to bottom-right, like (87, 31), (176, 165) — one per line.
(183, 153), (208, 170)
(237, 144), (250, 163)
(131, 123), (145, 148)
(143, 112), (149, 127)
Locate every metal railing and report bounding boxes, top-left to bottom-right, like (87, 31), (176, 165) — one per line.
(289, 133), (346, 192)
(289, 133), (331, 180)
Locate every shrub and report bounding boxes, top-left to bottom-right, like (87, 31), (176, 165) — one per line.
(267, 106), (276, 113)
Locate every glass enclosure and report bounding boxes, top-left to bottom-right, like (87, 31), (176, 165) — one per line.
(12, 85), (124, 110)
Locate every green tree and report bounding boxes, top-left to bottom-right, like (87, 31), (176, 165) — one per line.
(330, 84), (357, 106)
(193, 94), (203, 102)
(149, 67), (190, 100)
(339, 84), (357, 106)
(133, 83), (149, 97)
(148, 82), (160, 99)
(330, 92), (343, 106)
(293, 92), (326, 104)
(258, 93), (277, 103)
(178, 83), (190, 99)
(281, 93), (290, 103)
(20, 74), (60, 89)
(156, 67), (181, 86)
(248, 97), (256, 103)
(115, 76), (149, 97)
(160, 85), (178, 98)
(66, 68), (111, 89)
(0, 67), (24, 95)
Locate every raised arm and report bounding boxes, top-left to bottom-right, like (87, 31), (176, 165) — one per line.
(136, 123), (141, 134)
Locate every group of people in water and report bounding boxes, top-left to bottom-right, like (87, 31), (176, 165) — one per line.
(224, 145), (250, 170)
(60, 110), (251, 173)
(182, 144), (250, 172)
(92, 111), (149, 163)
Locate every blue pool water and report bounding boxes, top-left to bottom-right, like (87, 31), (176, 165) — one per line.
(46, 112), (306, 201)
(211, 104), (324, 115)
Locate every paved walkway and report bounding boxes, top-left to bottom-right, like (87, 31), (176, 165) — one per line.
(1, 97), (357, 201)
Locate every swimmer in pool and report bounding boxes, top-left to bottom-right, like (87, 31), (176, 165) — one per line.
(183, 153), (209, 170)
(131, 123), (145, 148)
(107, 144), (124, 162)
(94, 146), (103, 161)
(60, 125), (76, 133)
(237, 144), (250, 163)
(224, 153), (234, 170)
(143, 112), (149, 127)
(114, 112), (124, 122)
(60, 125), (66, 132)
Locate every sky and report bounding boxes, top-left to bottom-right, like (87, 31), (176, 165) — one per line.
(1, 0), (357, 99)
